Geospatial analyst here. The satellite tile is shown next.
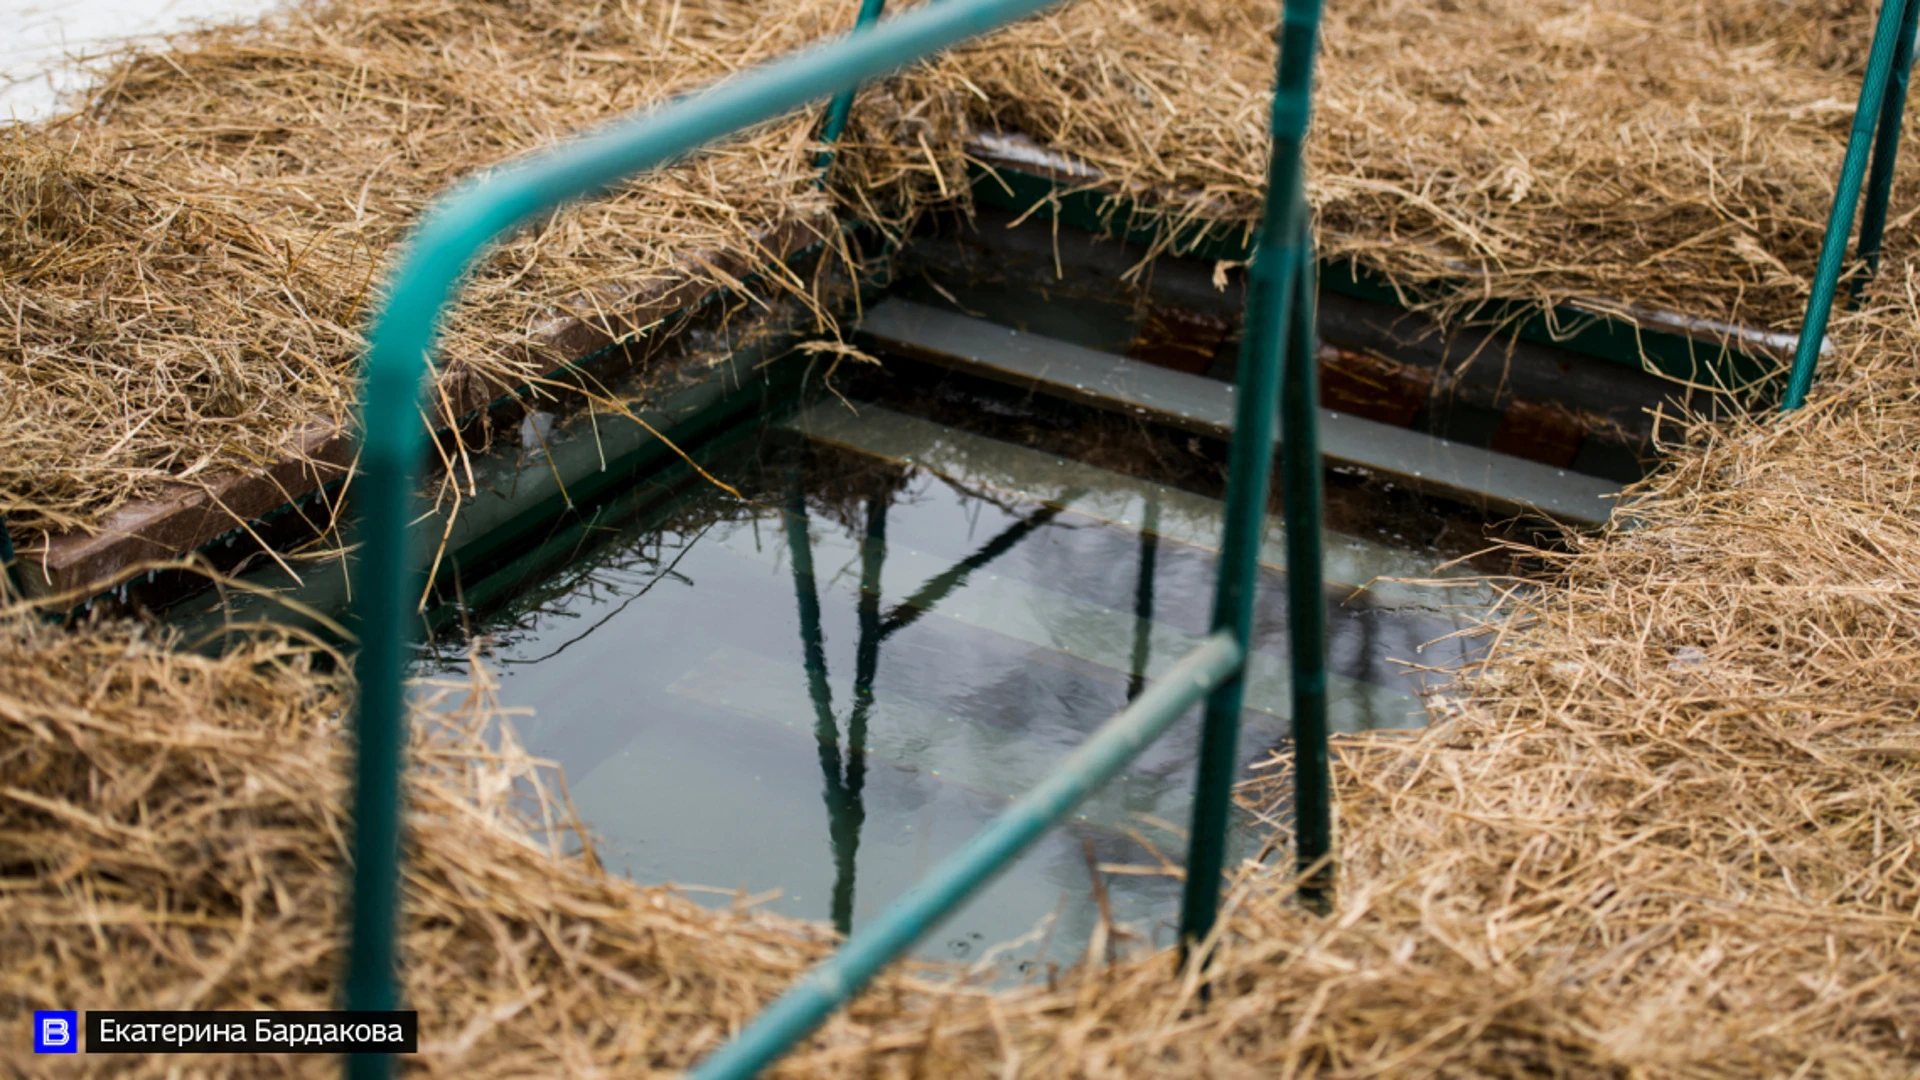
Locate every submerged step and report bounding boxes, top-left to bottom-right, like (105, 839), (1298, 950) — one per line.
(568, 644), (1176, 960)
(669, 643), (1233, 839)
(855, 299), (1618, 527)
(715, 523), (1425, 732)
(787, 401), (1493, 612)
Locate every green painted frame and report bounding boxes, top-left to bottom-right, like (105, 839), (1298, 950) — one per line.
(1786, 0), (1917, 409)
(344, 0), (1332, 1076)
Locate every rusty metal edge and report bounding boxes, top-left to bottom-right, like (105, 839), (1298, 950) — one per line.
(19, 215), (833, 600)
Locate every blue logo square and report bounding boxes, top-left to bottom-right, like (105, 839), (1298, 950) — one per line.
(34, 1010), (78, 1053)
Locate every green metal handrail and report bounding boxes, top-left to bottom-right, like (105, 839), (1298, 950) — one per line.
(345, 0), (1331, 1075)
(1180, 0), (1328, 947)
(1785, 0), (1918, 410)
(816, 0), (888, 172)
(688, 632), (1245, 1079)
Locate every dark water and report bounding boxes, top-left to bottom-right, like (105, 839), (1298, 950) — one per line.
(420, 398), (1485, 967)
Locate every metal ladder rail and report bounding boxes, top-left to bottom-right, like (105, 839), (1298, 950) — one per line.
(346, 4), (1087, 1075)
(1785, 0), (1919, 410)
(815, 0), (888, 172)
(344, 0), (1332, 1077)
(689, 0), (1329, 1074)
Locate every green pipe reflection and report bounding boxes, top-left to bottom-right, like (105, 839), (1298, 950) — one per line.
(877, 495), (1078, 640)
(786, 471), (1073, 937)
(784, 478), (866, 936)
(1125, 498), (1161, 701)
(835, 494), (888, 932)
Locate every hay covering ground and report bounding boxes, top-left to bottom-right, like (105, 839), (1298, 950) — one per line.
(5, 299), (1919, 1074)
(4, 0), (1920, 1074)
(5, 0), (1918, 536)
(890, 0), (1910, 330)
(0, 619), (917, 1075)
(0, 0), (856, 536)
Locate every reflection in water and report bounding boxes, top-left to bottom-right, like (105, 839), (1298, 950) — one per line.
(878, 496), (1074, 640)
(501, 522), (713, 668)
(419, 406), (1482, 966)
(849, 492), (887, 928)
(783, 477), (868, 937)
(1127, 499), (1161, 702)
(790, 468), (1106, 935)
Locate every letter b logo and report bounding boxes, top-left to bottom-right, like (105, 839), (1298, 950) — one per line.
(34, 1011), (77, 1053)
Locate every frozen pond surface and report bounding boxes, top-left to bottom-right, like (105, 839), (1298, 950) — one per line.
(2, 0), (282, 122)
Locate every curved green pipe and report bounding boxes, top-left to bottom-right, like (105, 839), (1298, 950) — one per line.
(344, 0), (1071, 1071)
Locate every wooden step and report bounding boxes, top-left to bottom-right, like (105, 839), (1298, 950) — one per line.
(786, 400), (1491, 611)
(856, 299), (1618, 527)
(714, 524), (1424, 733)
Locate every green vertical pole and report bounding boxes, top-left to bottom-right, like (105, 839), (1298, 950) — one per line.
(816, 0), (889, 171)
(1783, 0), (1915, 410)
(1856, 0), (1920, 289)
(344, 371), (419, 1080)
(1178, 0), (1326, 956)
(1281, 227), (1331, 905)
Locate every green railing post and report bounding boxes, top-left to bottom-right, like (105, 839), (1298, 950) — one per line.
(1178, 0), (1327, 956)
(1857, 0), (1920, 288)
(1783, 0), (1916, 410)
(1280, 226), (1331, 904)
(816, 0), (889, 172)
(344, 346), (416, 1080)
(343, 0), (1075, 1072)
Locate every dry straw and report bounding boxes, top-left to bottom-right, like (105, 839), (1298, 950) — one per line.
(874, 0), (1910, 329)
(8, 0), (1918, 541)
(4, 0), (1920, 1073)
(0, 613), (946, 1076)
(3, 292), (1917, 1074)
(0, 0), (854, 536)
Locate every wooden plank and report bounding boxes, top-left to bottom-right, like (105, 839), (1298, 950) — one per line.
(17, 216), (832, 599)
(784, 401), (1491, 611)
(855, 298), (1618, 527)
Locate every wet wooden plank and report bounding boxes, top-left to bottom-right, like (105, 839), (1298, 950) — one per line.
(856, 298), (1618, 527)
